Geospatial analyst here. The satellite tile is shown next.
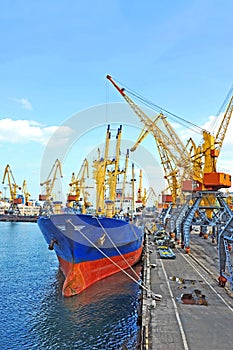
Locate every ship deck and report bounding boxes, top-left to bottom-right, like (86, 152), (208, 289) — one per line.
(140, 229), (233, 350)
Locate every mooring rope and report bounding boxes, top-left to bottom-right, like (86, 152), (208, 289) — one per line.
(94, 216), (140, 279)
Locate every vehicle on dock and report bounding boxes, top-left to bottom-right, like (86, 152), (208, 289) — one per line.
(158, 246), (176, 259)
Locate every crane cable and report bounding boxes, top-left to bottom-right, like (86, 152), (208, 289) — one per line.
(128, 89), (205, 134)
(209, 83), (233, 135)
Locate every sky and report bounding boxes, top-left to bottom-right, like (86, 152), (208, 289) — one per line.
(0, 0), (233, 202)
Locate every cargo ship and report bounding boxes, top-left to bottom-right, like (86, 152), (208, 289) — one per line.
(38, 213), (143, 297)
(37, 125), (144, 297)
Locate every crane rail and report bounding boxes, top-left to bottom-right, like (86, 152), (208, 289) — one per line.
(179, 248), (233, 309)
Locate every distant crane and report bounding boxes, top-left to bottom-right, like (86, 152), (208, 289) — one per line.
(146, 187), (157, 208)
(22, 180), (31, 206)
(40, 159), (63, 213)
(67, 158), (92, 213)
(136, 169), (146, 208)
(2, 164), (22, 214)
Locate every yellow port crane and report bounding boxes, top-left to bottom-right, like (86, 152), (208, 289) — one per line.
(191, 92), (233, 191)
(2, 164), (22, 213)
(40, 159), (63, 213)
(106, 75), (198, 205)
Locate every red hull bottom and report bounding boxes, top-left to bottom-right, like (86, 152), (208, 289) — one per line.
(58, 247), (143, 297)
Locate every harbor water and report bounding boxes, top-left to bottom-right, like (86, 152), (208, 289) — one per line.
(0, 222), (142, 350)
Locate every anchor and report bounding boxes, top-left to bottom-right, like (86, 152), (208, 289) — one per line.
(48, 238), (58, 250)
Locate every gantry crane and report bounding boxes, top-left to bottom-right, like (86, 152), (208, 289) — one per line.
(167, 89), (233, 256)
(195, 94), (233, 190)
(106, 75), (200, 205)
(67, 158), (91, 213)
(107, 75), (233, 288)
(2, 164), (22, 214)
(39, 159), (63, 213)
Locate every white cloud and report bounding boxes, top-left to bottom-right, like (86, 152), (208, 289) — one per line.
(0, 118), (61, 145)
(200, 113), (233, 146)
(11, 97), (33, 110)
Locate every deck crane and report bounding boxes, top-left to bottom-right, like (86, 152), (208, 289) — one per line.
(106, 75), (200, 205)
(67, 158), (91, 213)
(119, 149), (129, 211)
(93, 125), (126, 216)
(2, 164), (22, 214)
(93, 125), (111, 215)
(107, 125), (123, 203)
(39, 159), (63, 213)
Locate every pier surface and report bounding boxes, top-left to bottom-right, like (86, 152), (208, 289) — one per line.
(141, 230), (233, 350)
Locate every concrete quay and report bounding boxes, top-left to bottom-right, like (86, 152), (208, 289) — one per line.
(140, 230), (233, 350)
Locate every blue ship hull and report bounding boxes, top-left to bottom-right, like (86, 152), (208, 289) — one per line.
(38, 213), (144, 296)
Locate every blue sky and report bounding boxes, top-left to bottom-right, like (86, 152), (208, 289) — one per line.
(0, 0), (233, 201)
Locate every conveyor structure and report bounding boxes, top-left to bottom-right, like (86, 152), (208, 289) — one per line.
(218, 216), (233, 290)
(168, 190), (233, 289)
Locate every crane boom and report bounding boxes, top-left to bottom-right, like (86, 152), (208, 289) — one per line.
(215, 95), (233, 154)
(107, 75), (191, 167)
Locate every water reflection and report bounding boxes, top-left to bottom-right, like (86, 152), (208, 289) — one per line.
(34, 265), (142, 349)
